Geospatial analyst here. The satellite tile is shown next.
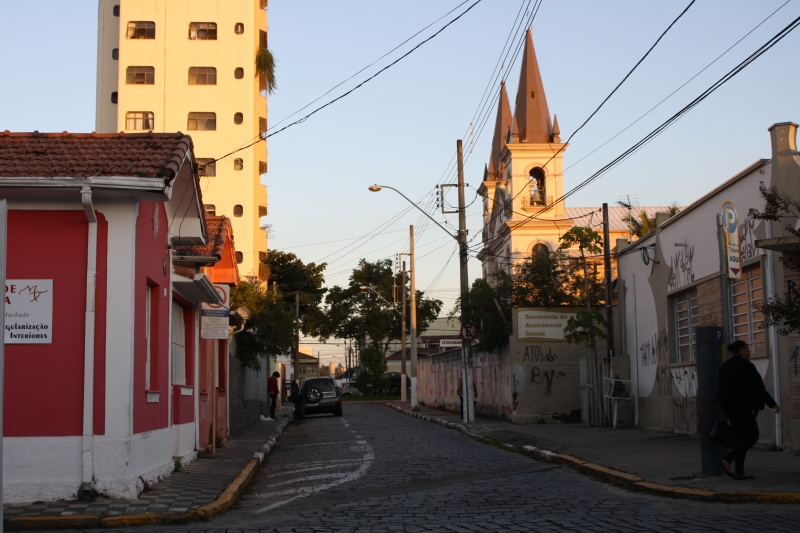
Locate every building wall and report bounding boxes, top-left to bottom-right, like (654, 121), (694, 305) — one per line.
(98, 0), (269, 277)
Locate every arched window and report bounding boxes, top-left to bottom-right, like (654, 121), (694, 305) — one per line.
(233, 205), (243, 217)
(234, 23), (244, 34)
(529, 167), (545, 206)
(532, 243), (549, 260)
(234, 67), (244, 79)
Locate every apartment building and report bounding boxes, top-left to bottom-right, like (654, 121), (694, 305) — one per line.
(96, 0), (269, 278)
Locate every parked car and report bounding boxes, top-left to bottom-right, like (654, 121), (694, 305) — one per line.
(339, 381), (362, 397)
(302, 377), (343, 416)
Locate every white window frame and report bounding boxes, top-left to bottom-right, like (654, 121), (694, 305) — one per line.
(731, 264), (765, 357)
(171, 302), (186, 386)
(674, 287), (698, 362)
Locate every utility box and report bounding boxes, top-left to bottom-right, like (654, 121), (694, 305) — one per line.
(696, 326), (725, 475)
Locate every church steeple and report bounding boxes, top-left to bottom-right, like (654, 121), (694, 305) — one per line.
(489, 81), (513, 179)
(514, 30), (552, 143)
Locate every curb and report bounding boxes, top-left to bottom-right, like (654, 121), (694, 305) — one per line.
(385, 402), (800, 504)
(5, 418), (290, 531)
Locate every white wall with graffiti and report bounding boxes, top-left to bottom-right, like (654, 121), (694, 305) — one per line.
(617, 122), (800, 443)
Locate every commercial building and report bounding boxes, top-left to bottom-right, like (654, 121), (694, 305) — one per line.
(95, 0), (269, 278)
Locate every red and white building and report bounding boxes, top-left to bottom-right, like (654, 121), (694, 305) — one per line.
(0, 131), (239, 501)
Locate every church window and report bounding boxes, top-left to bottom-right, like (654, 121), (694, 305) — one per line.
(532, 243), (549, 259)
(529, 167), (545, 206)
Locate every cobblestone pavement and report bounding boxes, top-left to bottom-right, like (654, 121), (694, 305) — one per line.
(61, 403), (800, 532)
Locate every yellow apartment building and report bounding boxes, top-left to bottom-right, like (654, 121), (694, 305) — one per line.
(96, 0), (269, 277)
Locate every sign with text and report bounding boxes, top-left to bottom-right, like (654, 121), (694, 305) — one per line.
(517, 309), (575, 341)
(721, 201), (741, 279)
(5, 280), (53, 344)
(201, 284), (230, 339)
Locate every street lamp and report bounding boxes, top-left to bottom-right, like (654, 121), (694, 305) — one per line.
(369, 176), (473, 422)
(360, 285), (408, 402)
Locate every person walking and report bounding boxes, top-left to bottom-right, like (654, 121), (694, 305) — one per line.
(715, 340), (780, 480)
(266, 371), (280, 420)
(290, 379), (305, 423)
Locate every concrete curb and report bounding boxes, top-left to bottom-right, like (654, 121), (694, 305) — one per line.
(385, 402), (800, 504)
(5, 418), (290, 530)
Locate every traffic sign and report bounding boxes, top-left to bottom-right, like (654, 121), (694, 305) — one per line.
(460, 322), (478, 341)
(721, 201), (741, 279)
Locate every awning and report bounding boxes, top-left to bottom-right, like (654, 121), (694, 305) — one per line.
(172, 272), (224, 305)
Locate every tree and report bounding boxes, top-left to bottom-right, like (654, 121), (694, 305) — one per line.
(254, 46), (277, 95)
(451, 272), (513, 352)
(263, 250), (327, 335)
(749, 181), (800, 335)
(559, 226), (604, 310)
(316, 258), (442, 357)
(230, 279), (296, 370)
(622, 202), (681, 238)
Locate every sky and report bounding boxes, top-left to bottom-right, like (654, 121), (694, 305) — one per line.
(2, 0), (800, 365)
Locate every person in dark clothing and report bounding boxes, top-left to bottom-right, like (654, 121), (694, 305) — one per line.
(290, 379), (305, 423)
(715, 340), (780, 479)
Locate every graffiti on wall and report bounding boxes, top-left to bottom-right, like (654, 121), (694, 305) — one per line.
(670, 365), (698, 397)
(522, 345), (558, 363)
(531, 367), (566, 394)
(739, 215), (759, 262)
(640, 329), (668, 368)
(667, 246), (694, 292)
(672, 396), (698, 434)
(512, 373), (520, 411)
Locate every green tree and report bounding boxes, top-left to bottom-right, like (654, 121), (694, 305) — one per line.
(559, 226), (604, 310)
(749, 182), (800, 334)
(230, 279), (296, 370)
(451, 271), (513, 352)
(263, 250), (327, 334)
(255, 46), (277, 95)
(622, 203), (681, 238)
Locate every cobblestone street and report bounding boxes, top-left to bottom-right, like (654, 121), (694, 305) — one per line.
(64, 403), (800, 532)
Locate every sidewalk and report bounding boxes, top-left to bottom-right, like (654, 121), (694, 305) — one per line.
(388, 401), (800, 502)
(3, 406), (292, 530)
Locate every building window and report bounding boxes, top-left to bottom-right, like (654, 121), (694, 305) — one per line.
(532, 243), (549, 259)
(234, 67), (244, 79)
(188, 67), (216, 85)
(233, 205), (243, 217)
(171, 302), (187, 386)
(112, 48), (119, 60)
(111, 91), (118, 104)
(259, 116), (267, 138)
(529, 166), (545, 206)
(234, 112), (243, 124)
(126, 66), (154, 84)
(126, 111), (154, 130)
(189, 22), (217, 40)
(235, 23), (244, 34)
(258, 205), (267, 217)
(196, 158), (216, 177)
(236, 251), (244, 264)
(234, 158), (243, 170)
(259, 251), (267, 261)
(731, 265), (765, 357)
(187, 112), (216, 130)
(126, 21), (155, 39)
(674, 287), (698, 362)
(144, 283), (159, 390)
(259, 161), (267, 175)
(204, 204), (216, 216)
(113, 5), (120, 16)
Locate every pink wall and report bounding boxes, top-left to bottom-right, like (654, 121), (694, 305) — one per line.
(4, 210), (108, 437)
(171, 293), (195, 425)
(133, 202), (170, 434)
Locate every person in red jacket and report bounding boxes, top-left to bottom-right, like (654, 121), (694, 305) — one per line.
(266, 371), (280, 421)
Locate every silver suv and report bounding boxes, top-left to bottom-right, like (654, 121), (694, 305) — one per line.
(339, 381), (362, 397)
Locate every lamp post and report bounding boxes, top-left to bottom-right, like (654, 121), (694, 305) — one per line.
(369, 153), (472, 422)
(359, 285), (407, 402)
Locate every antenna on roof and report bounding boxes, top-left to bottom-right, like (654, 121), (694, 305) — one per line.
(617, 195), (639, 243)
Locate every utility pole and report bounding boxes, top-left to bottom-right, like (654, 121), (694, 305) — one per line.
(716, 215), (733, 344)
(294, 291), (300, 383)
(457, 139), (473, 424)
(602, 203), (614, 426)
(400, 261), (407, 402)
(409, 225), (418, 406)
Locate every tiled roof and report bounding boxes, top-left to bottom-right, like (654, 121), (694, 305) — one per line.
(0, 131), (194, 179)
(174, 216), (232, 259)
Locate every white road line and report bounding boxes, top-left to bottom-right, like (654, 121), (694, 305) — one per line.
(255, 448), (374, 513)
(272, 462), (362, 476)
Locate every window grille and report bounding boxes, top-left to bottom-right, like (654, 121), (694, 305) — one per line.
(126, 66), (154, 84)
(187, 112), (216, 130)
(126, 111), (154, 130)
(188, 67), (216, 85)
(127, 21), (155, 39)
(189, 22), (217, 40)
(171, 302), (186, 386)
(196, 158), (216, 177)
(731, 265), (765, 357)
(674, 287), (698, 362)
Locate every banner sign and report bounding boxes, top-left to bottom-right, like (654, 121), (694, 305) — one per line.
(517, 309), (575, 341)
(201, 284), (230, 339)
(721, 202), (741, 279)
(439, 338), (462, 351)
(5, 280), (53, 344)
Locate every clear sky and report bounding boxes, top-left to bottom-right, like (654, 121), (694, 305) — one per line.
(2, 1), (799, 365)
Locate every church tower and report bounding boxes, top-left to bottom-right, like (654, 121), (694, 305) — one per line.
(478, 30), (569, 280)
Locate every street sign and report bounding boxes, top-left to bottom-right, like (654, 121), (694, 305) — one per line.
(721, 202), (741, 279)
(460, 322), (478, 341)
(201, 284), (230, 339)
